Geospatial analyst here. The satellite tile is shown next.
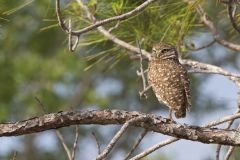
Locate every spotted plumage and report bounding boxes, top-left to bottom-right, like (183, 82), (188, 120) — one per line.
(147, 43), (191, 119)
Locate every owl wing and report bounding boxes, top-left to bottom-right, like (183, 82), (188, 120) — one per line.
(147, 62), (168, 106)
(179, 65), (192, 111)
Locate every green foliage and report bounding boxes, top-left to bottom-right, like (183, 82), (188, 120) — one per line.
(74, 0), (198, 46)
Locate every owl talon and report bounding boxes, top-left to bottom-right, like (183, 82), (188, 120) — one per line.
(168, 111), (176, 123)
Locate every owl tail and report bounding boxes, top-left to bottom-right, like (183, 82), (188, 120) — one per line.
(175, 108), (186, 118)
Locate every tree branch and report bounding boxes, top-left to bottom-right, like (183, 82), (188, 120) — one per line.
(185, 39), (216, 51)
(216, 108), (240, 160)
(1, 109), (240, 146)
(131, 104), (240, 160)
(56, 0), (157, 36)
(222, 95), (240, 160)
(130, 137), (179, 160)
(181, 59), (240, 87)
(75, 0), (240, 88)
(228, 0), (240, 35)
(137, 41), (151, 99)
(92, 132), (101, 154)
(124, 130), (148, 160)
(195, 4), (240, 51)
(75, 0), (151, 58)
(35, 97), (75, 160)
(56, 130), (72, 160)
(96, 116), (148, 160)
(71, 126), (80, 160)
(224, 146), (235, 160)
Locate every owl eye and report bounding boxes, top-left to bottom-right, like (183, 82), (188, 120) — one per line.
(161, 48), (170, 53)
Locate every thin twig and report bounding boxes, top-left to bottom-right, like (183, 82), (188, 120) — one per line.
(68, 19), (72, 51)
(124, 130), (148, 160)
(228, 0), (240, 34)
(136, 40), (151, 99)
(136, 68), (148, 75)
(34, 97), (47, 114)
(139, 85), (152, 99)
(71, 126), (80, 160)
(108, 21), (120, 33)
(68, 19), (80, 52)
(72, 36), (79, 52)
(130, 137), (179, 160)
(92, 132), (101, 154)
(96, 116), (148, 160)
(75, 0), (151, 58)
(56, 130), (72, 160)
(185, 39), (216, 51)
(56, 0), (69, 32)
(195, 4), (240, 51)
(224, 146), (235, 160)
(10, 152), (17, 160)
(57, 0), (157, 36)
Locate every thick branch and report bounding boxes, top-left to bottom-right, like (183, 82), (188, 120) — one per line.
(1, 109), (240, 146)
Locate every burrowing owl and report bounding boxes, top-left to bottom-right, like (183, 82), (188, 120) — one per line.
(147, 43), (191, 119)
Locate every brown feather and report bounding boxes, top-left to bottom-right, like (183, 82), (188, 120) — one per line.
(148, 43), (191, 119)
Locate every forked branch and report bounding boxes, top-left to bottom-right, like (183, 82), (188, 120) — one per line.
(195, 4), (240, 51)
(56, 0), (157, 36)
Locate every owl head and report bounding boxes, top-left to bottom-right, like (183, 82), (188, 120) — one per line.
(151, 43), (178, 60)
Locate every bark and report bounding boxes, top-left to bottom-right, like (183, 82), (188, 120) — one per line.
(1, 109), (240, 146)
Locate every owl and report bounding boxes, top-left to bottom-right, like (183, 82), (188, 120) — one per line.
(147, 43), (191, 119)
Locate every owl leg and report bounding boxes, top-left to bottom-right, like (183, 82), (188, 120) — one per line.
(169, 109), (173, 121)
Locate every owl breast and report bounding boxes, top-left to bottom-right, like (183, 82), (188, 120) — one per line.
(147, 59), (191, 118)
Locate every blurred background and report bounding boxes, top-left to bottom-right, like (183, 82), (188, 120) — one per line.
(0, 0), (240, 159)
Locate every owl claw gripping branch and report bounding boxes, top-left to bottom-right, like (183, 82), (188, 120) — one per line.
(147, 43), (192, 120)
